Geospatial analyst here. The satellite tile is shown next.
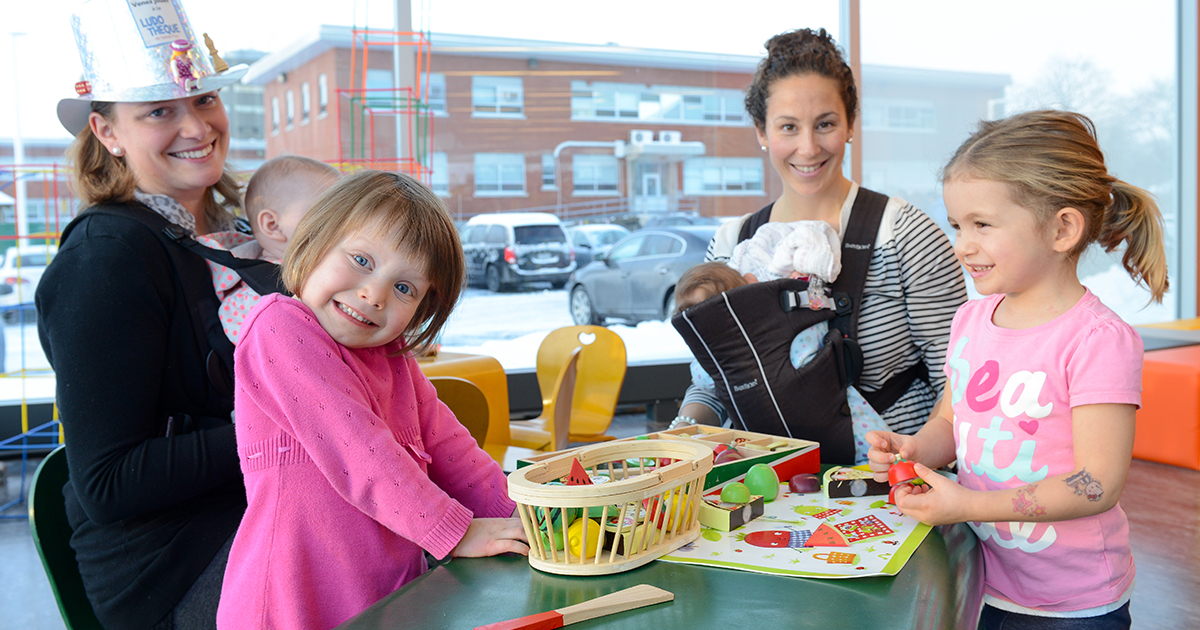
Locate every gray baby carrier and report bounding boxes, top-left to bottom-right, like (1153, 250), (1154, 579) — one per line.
(671, 188), (925, 464)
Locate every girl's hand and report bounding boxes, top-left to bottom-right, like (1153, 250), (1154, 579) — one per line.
(450, 517), (530, 558)
(865, 430), (918, 483)
(892, 463), (968, 526)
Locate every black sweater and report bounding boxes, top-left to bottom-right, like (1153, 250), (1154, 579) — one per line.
(36, 205), (246, 630)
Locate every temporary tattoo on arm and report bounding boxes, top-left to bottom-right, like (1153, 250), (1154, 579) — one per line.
(1011, 484), (1047, 517)
(1063, 469), (1104, 502)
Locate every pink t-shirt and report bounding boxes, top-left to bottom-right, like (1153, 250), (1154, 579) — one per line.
(945, 290), (1141, 612)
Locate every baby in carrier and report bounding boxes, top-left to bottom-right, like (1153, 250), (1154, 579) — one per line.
(675, 221), (887, 463)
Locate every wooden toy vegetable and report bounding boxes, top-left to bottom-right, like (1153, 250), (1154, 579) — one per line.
(566, 518), (602, 559)
(743, 463), (780, 501)
(719, 481), (751, 504)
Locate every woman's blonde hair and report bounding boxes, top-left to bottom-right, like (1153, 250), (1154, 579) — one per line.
(942, 109), (1168, 302)
(67, 100), (241, 227)
(282, 169), (465, 353)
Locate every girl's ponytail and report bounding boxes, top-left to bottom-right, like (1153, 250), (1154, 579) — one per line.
(1101, 180), (1169, 302)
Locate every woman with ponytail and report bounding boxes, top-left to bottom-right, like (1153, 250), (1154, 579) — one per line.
(867, 109), (1166, 629)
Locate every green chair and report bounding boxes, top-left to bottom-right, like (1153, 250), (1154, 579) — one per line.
(29, 446), (104, 629)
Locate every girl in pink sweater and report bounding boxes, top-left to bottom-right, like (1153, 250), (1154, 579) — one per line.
(217, 170), (528, 630)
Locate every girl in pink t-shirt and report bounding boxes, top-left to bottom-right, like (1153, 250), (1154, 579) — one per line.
(217, 170), (528, 630)
(867, 110), (1168, 630)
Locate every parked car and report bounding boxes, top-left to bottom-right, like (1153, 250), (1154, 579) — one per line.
(642, 213), (721, 229)
(461, 213), (576, 292)
(568, 224), (630, 268)
(0, 244), (57, 325)
(566, 226), (716, 325)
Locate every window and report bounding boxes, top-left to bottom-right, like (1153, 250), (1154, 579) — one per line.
(606, 235), (645, 262)
(467, 226), (488, 244)
(365, 70), (394, 109)
(428, 73), (447, 115)
(485, 225), (506, 243)
(271, 96), (279, 133)
(430, 152), (449, 196)
(641, 234), (684, 257)
(541, 154), (556, 190)
(318, 73), (328, 117)
(285, 90), (294, 128)
(683, 158), (764, 195)
(472, 76), (524, 116)
(572, 81), (747, 125)
(301, 82), (311, 124)
(861, 98), (936, 132)
(859, 1), (1180, 323)
(572, 154), (619, 195)
(474, 153), (526, 196)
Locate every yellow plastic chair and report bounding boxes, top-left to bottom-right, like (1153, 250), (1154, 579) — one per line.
(507, 345), (582, 451)
(509, 325), (626, 447)
(429, 376), (490, 448)
(426, 375), (547, 472)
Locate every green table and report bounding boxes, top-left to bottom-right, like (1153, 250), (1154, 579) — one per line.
(336, 522), (982, 630)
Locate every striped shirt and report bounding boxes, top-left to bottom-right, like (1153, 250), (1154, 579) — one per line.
(682, 183), (967, 435)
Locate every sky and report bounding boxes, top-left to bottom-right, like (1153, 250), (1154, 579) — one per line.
(0, 0), (1176, 140)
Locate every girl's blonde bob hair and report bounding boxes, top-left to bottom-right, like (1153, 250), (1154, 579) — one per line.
(283, 169), (465, 353)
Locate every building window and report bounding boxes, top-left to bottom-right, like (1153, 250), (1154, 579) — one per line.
(271, 96), (280, 134)
(428, 73), (447, 116)
(541, 154), (556, 190)
(572, 81), (747, 125)
(301, 82), (311, 124)
(318, 73), (328, 117)
(474, 153), (525, 196)
(572, 154), (619, 195)
(365, 69), (393, 109)
(472, 76), (524, 117)
(285, 90), (295, 129)
(430, 152), (449, 196)
(683, 157), (764, 195)
(861, 98), (936, 132)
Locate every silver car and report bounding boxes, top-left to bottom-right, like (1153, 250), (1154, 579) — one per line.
(566, 226), (716, 325)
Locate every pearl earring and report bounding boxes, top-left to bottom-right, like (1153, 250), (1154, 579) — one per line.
(847, 137), (854, 145)
(760, 146), (767, 152)
(111, 147), (124, 156)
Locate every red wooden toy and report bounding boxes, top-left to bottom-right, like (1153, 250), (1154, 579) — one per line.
(887, 458), (924, 504)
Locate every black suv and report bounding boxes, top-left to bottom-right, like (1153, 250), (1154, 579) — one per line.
(461, 213), (576, 292)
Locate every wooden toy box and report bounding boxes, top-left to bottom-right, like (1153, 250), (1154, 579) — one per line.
(508, 439), (713, 576)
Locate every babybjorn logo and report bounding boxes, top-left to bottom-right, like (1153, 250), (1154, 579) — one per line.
(844, 242), (871, 250)
(734, 379), (758, 392)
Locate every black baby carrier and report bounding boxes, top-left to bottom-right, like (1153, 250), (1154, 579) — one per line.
(671, 188), (924, 464)
(61, 202), (289, 401)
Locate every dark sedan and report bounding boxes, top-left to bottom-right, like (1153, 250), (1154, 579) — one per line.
(566, 226), (716, 326)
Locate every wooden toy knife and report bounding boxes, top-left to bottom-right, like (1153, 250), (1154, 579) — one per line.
(474, 584), (673, 629)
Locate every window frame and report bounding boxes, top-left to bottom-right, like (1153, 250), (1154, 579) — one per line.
(474, 153), (527, 197)
(472, 76), (525, 118)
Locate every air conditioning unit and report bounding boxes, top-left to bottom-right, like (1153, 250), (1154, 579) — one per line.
(629, 130), (655, 145)
(658, 130), (682, 144)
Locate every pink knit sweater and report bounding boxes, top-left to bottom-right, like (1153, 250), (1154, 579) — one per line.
(217, 294), (516, 630)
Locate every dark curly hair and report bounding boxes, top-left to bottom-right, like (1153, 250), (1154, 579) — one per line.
(744, 28), (858, 132)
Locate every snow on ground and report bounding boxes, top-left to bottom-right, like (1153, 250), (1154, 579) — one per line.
(439, 287), (692, 371)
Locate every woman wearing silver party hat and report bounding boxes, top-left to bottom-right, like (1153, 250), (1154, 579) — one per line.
(37, 1), (250, 628)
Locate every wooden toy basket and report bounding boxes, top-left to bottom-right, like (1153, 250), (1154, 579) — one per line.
(508, 439), (714, 575)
